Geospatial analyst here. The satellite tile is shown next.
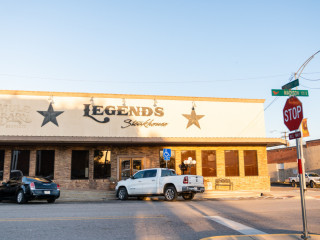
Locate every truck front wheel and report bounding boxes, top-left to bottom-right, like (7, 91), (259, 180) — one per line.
(182, 193), (195, 200)
(118, 187), (128, 200)
(291, 181), (297, 187)
(164, 186), (177, 201)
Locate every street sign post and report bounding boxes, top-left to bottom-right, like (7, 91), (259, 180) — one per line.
(283, 96), (309, 239)
(283, 96), (303, 131)
(282, 79), (299, 89)
(271, 89), (309, 97)
(163, 149), (171, 168)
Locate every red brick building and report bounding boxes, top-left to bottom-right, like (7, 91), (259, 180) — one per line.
(267, 139), (320, 182)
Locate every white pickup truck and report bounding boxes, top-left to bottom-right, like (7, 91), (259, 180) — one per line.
(115, 168), (205, 201)
(289, 172), (320, 188)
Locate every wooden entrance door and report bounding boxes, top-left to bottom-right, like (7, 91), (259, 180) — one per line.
(119, 158), (142, 180)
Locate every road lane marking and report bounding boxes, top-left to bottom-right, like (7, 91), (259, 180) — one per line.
(0, 215), (165, 222)
(205, 216), (267, 235)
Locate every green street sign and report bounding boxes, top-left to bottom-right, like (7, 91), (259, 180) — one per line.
(282, 79), (299, 89)
(271, 89), (309, 97)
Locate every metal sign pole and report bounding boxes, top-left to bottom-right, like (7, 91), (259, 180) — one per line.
(296, 136), (309, 240)
(163, 149), (171, 169)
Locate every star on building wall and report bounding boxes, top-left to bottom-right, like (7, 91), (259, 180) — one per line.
(182, 108), (205, 129)
(37, 103), (64, 127)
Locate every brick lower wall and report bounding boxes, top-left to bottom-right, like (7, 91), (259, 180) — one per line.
(0, 144), (270, 191)
(204, 176), (270, 191)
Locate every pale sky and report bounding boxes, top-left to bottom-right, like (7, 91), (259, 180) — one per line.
(0, 1), (319, 143)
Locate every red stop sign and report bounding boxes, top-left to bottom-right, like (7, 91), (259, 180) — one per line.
(283, 96), (303, 131)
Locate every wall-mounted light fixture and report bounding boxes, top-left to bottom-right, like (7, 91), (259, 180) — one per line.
(48, 96), (54, 104)
(153, 98), (158, 107)
(192, 101), (197, 110)
(90, 97), (95, 106)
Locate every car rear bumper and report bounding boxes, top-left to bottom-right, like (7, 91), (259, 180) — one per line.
(30, 190), (60, 199)
(182, 186), (205, 193)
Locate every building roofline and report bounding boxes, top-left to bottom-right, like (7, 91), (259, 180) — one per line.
(0, 90), (265, 103)
(0, 136), (285, 147)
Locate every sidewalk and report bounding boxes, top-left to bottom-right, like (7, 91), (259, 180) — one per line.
(196, 190), (262, 200)
(58, 189), (117, 202)
(57, 186), (320, 202)
(58, 189), (264, 202)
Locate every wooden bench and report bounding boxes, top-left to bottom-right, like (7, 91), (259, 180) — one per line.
(215, 178), (233, 190)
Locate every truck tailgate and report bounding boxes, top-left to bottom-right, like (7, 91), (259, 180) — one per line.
(186, 175), (203, 186)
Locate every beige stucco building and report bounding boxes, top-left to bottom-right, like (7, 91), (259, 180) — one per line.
(0, 90), (285, 191)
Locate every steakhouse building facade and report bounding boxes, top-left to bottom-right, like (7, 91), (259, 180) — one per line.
(0, 90), (285, 191)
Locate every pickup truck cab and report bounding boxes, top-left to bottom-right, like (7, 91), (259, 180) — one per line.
(289, 172), (320, 188)
(115, 168), (205, 201)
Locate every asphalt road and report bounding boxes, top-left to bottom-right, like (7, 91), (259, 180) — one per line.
(0, 195), (319, 240)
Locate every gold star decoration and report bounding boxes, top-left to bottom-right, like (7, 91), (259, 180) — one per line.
(182, 108), (205, 129)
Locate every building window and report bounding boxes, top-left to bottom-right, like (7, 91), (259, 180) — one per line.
(71, 150), (89, 179)
(94, 150), (111, 179)
(0, 150), (4, 181)
(181, 150), (196, 175)
(202, 150), (217, 177)
(11, 150), (30, 177)
(159, 150), (176, 170)
(224, 150), (239, 177)
(244, 150), (258, 176)
(36, 150), (55, 179)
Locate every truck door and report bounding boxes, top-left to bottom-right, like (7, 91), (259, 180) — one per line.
(129, 170), (144, 195)
(140, 169), (157, 194)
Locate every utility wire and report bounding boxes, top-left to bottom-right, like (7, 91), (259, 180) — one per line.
(300, 76), (320, 81)
(0, 73), (293, 84)
(300, 84), (320, 89)
(0, 72), (319, 84)
(301, 72), (320, 75)
(264, 96), (280, 111)
(263, 71), (294, 112)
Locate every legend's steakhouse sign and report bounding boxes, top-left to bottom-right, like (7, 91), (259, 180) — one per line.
(83, 104), (168, 128)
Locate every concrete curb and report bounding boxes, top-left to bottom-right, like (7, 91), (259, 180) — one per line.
(55, 188), (320, 203)
(201, 234), (320, 240)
